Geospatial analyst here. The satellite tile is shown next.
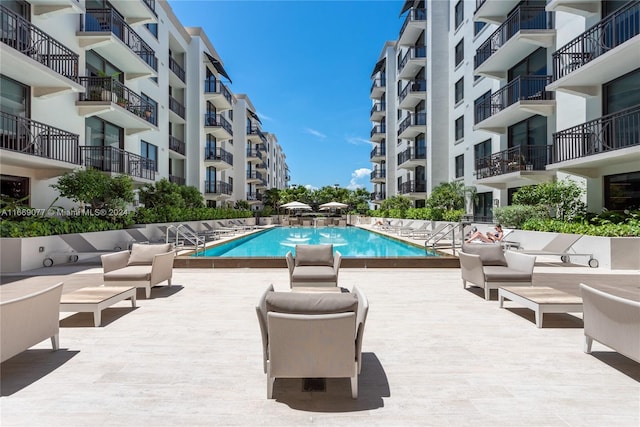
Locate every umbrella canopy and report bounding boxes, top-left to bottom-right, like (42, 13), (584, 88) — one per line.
(281, 201), (312, 211)
(319, 201), (348, 211)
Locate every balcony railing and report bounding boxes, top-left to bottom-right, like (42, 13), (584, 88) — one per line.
(143, 0), (157, 16)
(78, 76), (157, 125)
(552, 105), (640, 163)
(246, 170), (264, 181)
(399, 180), (426, 194)
(247, 125), (267, 142)
(553, 1), (640, 80)
(169, 175), (185, 186)
(204, 113), (232, 135)
(370, 169), (386, 180)
(204, 180), (232, 195)
(399, 8), (427, 38)
(0, 5), (79, 78)
(204, 79), (233, 105)
(169, 96), (185, 119)
(398, 46), (426, 72)
(370, 125), (386, 138)
(370, 146), (386, 158)
(247, 192), (263, 201)
(475, 145), (552, 179)
(398, 79), (426, 104)
(0, 111), (80, 164)
(169, 135), (185, 155)
(81, 146), (156, 180)
(475, 0), (486, 13)
(168, 56), (185, 83)
(475, 6), (550, 69)
(397, 147), (426, 165)
(398, 112), (426, 136)
(82, 9), (157, 70)
(370, 191), (386, 201)
(205, 147), (233, 164)
(474, 75), (554, 124)
(370, 78), (385, 93)
(370, 102), (386, 117)
(246, 148), (263, 159)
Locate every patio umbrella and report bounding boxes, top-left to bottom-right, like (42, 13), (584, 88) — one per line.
(280, 201), (312, 211)
(319, 201), (348, 211)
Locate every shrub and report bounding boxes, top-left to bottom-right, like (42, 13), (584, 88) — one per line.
(493, 205), (548, 228)
(521, 219), (640, 237)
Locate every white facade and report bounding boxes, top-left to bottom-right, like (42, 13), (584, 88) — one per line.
(0, 0), (289, 211)
(370, 0), (640, 217)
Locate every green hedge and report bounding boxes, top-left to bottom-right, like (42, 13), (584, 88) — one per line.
(521, 218), (640, 237)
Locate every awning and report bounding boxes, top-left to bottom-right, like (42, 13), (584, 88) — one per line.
(248, 109), (262, 124)
(370, 58), (385, 78)
(204, 52), (232, 83)
(400, 0), (415, 16)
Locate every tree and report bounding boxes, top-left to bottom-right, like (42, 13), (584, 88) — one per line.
(426, 181), (465, 211)
(138, 178), (184, 209)
(513, 179), (586, 221)
(52, 168), (134, 212)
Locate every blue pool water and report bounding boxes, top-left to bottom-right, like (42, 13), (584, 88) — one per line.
(196, 227), (438, 257)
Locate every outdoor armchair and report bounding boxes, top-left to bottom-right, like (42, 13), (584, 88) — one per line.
(285, 244), (342, 288)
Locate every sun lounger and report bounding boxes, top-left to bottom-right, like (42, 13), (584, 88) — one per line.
(43, 234), (125, 267)
(412, 222), (449, 240)
(517, 234), (598, 268)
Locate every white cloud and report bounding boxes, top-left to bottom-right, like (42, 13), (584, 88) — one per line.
(303, 184), (318, 191)
(304, 128), (327, 139)
(255, 111), (273, 122)
(347, 168), (371, 190)
(346, 136), (371, 146)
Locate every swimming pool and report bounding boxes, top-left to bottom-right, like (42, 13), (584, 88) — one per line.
(196, 227), (439, 257)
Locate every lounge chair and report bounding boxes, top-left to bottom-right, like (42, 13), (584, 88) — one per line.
(43, 234), (126, 267)
(255, 284), (369, 398)
(517, 234), (598, 268)
(580, 283), (640, 363)
(285, 244), (342, 288)
(412, 222), (449, 240)
(459, 243), (536, 300)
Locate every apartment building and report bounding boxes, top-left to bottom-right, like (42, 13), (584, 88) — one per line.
(370, 0), (639, 219)
(0, 0), (289, 211)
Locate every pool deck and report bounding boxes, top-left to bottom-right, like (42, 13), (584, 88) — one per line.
(1, 262), (639, 426)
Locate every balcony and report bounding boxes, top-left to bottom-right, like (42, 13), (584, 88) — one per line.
(548, 2), (640, 97)
(169, 175), (185, 186)
(370, 191), (386, 202)
(205, 147), (233, 170)
(204, 80), (233, 111)
(398, 8), (426, 46)
(370, 102), (386, 121)
(246, 148), (263, 163)
(473, 75), (555, 134)
(168, 135), (185, 156)
(204, 180), (233, 198)
(77, 77), (157, 134)
(474, 0), (520, 24)
(546, 0), (600, 17)
(255, 161), (268, 172)
(397, 46), (426, 79)
(109, 0), (157, 25)
(81, 146), (155, 181)
(0, 111), (80, 175)
(549, 105), (640, 171)
(370, 169), (386, 183)
(168, 96), (185, 123)
(398, 180), (427, 199)
(168, 56), (186, 88)
(398, 79), (427, 110)
(28, 0), (84, 17)
(78, 9), (157, 81)
(474, 145), (554, 188)
(370, 124), (386, 142)
(474, 6), (555, 79)
(246, 170), (264, 184)
(204, 113), (232, 140)
(370, 79), (385, 99)
(247, 125), (267, 144)
(0, 6), (83, 98)
(247, 192), (264, 203)
(370, 146), (386, 163)
(398, 147), (426, 169)
(398, 113), (426, 139)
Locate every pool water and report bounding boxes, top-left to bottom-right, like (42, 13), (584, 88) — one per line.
(196, 227), (438, 257)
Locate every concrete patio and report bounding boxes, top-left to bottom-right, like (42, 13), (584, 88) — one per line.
(1, 264), (639, 426)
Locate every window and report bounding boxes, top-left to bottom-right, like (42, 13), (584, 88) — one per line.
(205, 134), (216, 160)
(474, 139), (492, 162)
(508, 115), (547, 148)
(454, 1), (464, 29)
(474, 91), (492, 124)
(0, 75), (29, 118)
(145, 23), (158, 38)
(474, 192), (493, 222)
(86, 117), (122, 148)
(1, 175), (29, 206)
(455, 77), (464, 104)
(604, 69), (640, 115)
(474, 21), (486, 35)
(605, 171), (640, 211)
(455, 154), (464, 178)
(455, 39), (464, 67)
(455, 116), (464, 140)
(140, 141), (158, 171)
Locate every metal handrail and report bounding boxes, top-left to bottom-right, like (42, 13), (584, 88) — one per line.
(169, 135), (185, 155)
(204, 113), (233, 135)
(168, 56), (185, 82)
(204, 79), (233, 105)
(427, 223), (464, 254)
(176, 224), (206, 255)
(80, 146), (156, 180)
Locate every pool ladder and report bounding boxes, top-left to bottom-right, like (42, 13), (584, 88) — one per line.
(166, 224), (206, 256)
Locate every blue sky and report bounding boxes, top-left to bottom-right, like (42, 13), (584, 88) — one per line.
(169, 0), (404, 190)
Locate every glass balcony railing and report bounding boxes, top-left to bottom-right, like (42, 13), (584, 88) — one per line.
(474, 6), (551, 69)
(553, 1), (640, 80)
(205, 147), (233, 164)
(81, 146), (156, 180)
(552, 105), (640, 163)
(169, 135), (185, 155)
(475, 145), (552, 179)
(82, 9), (157, 70)
(204, 180), (232, 195)
(0, 111), (80, 164)
(169, 56), (185, 83)
(0, 5), (79, 78)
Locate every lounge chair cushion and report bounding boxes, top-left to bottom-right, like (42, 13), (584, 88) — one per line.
(291, 266), (337, 283)
(127, 243), (173, 266)
(482, 266), (531, 282)
(266, 291), (357, 315)
(462, 243), (507, 266)
(295, 245), (334, 267)
(103, 265), (152, 281)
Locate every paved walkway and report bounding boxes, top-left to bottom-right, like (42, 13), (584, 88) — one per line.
(1, 265), (639, 426)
